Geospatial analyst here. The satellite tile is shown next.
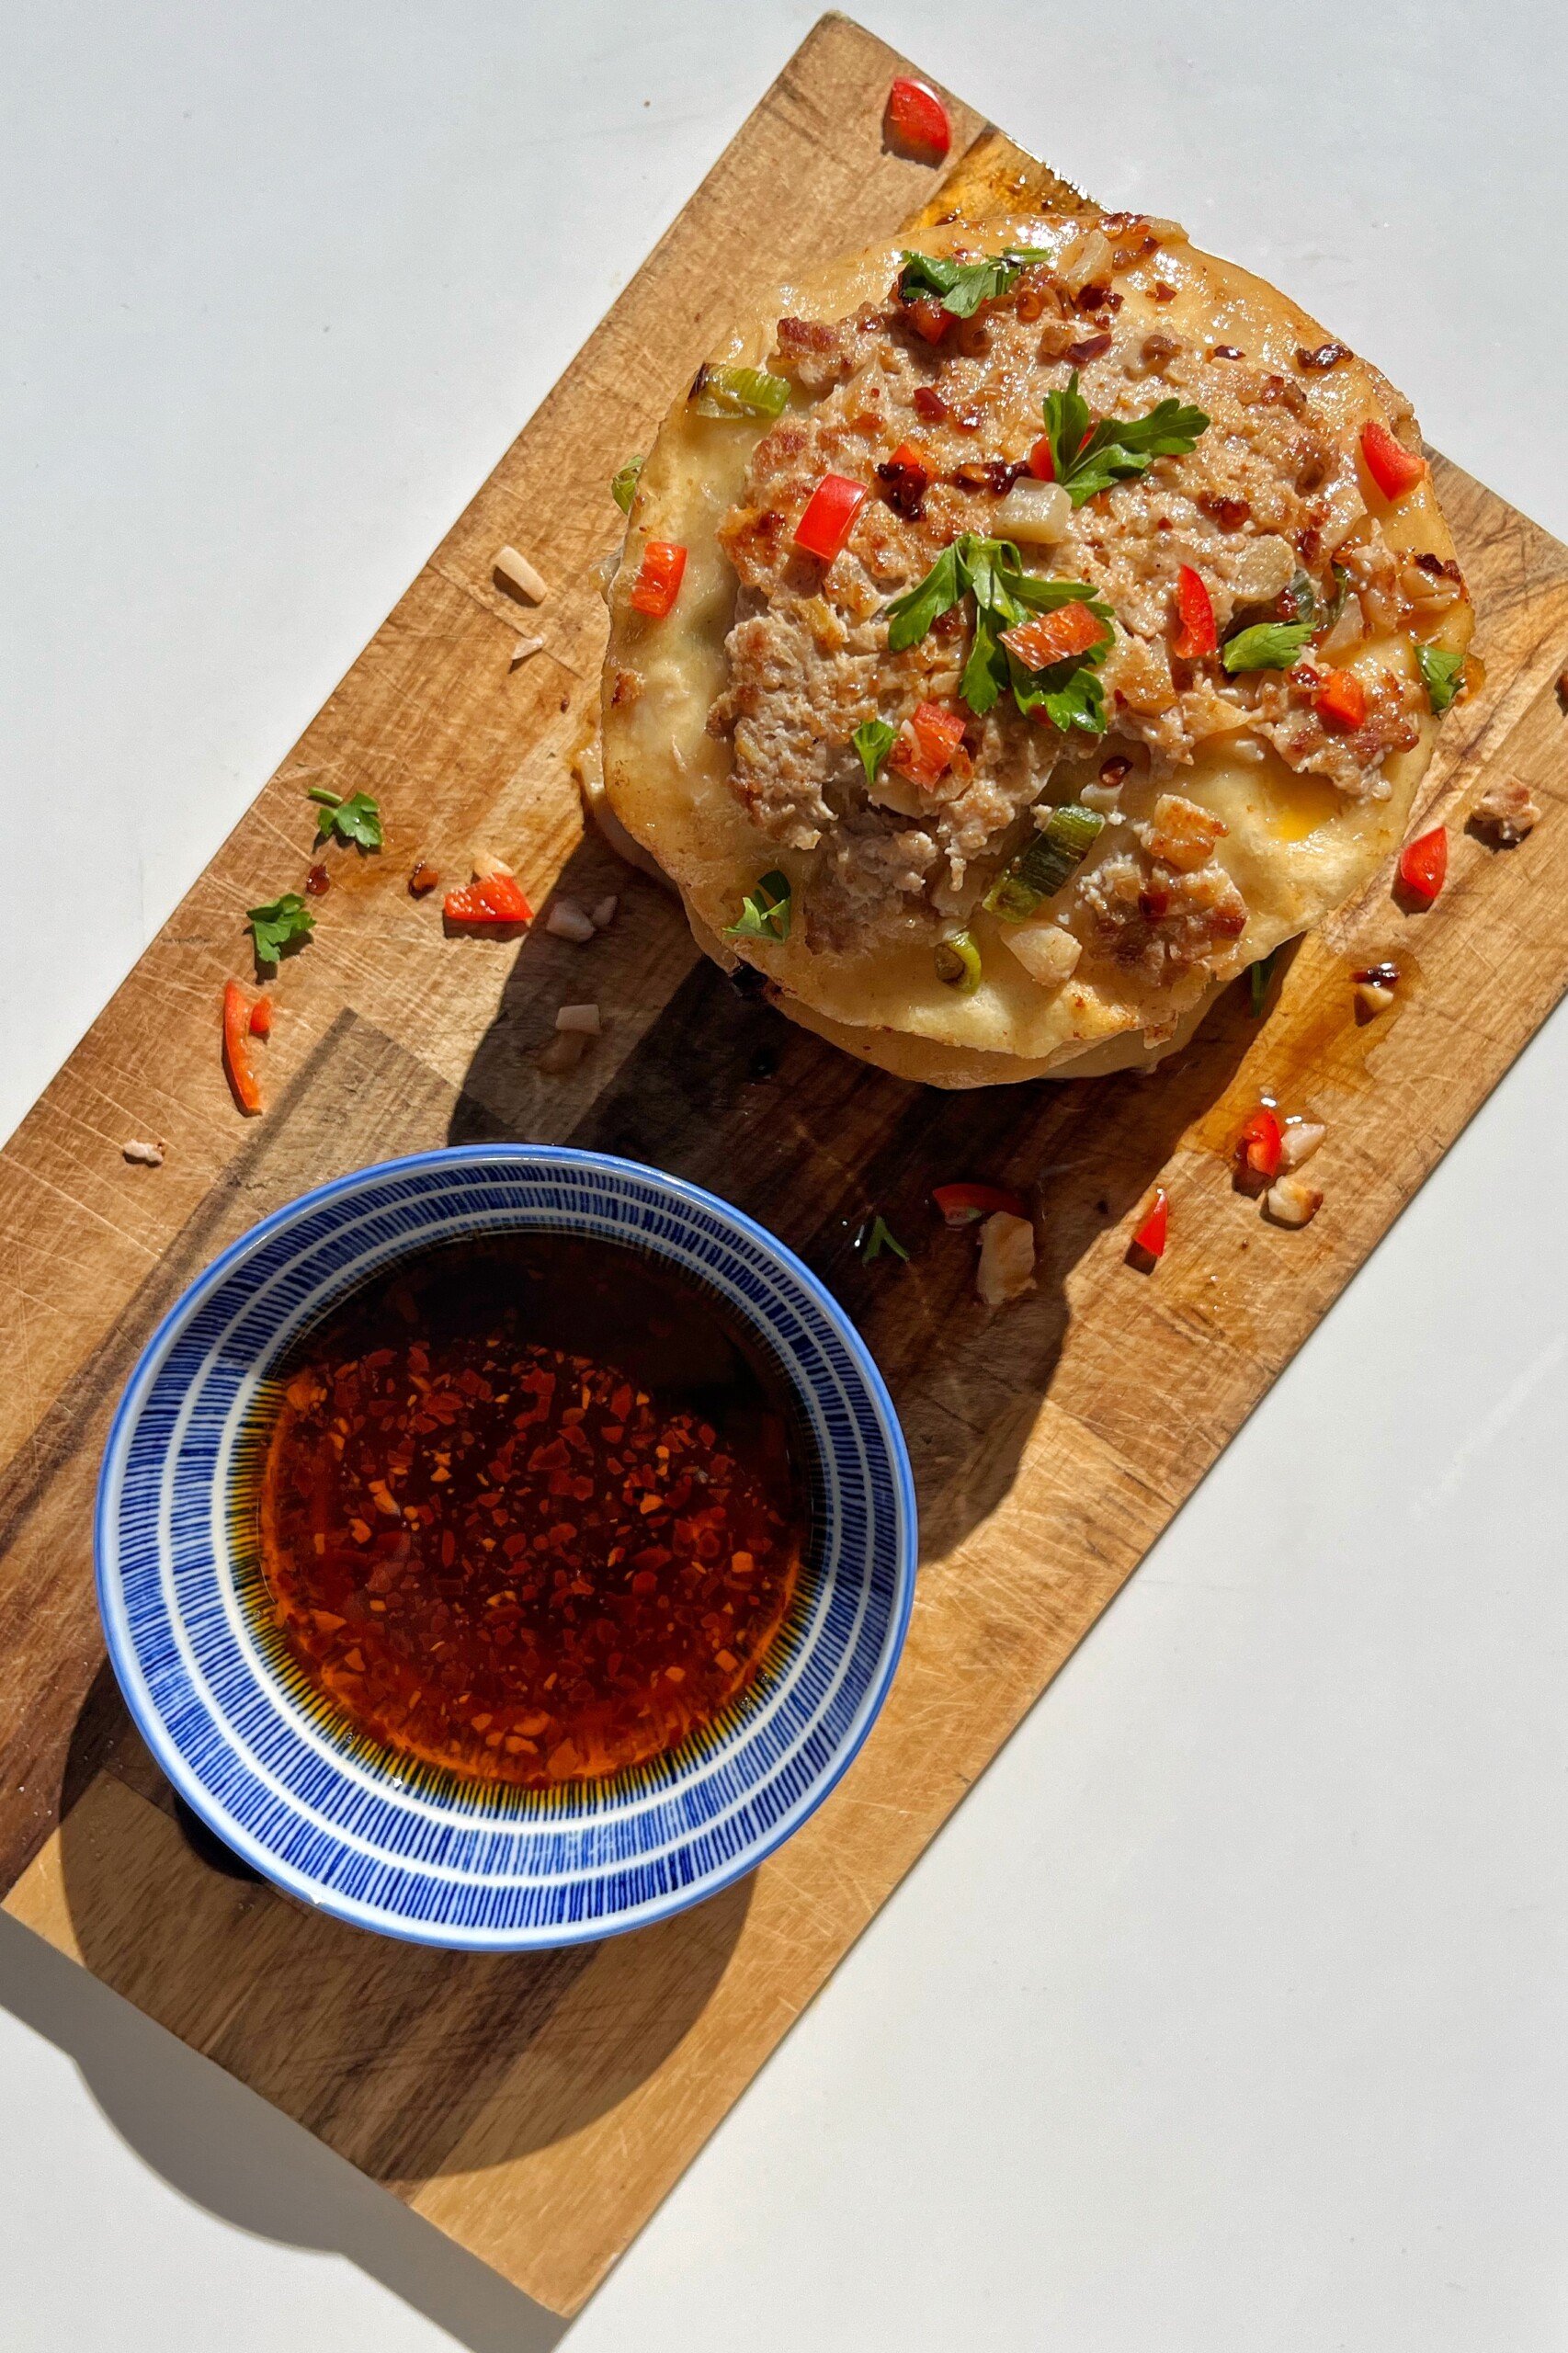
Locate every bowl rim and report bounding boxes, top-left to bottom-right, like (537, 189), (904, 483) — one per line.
(95, 1142), (918, 1945)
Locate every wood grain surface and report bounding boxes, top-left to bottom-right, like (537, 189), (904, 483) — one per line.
(5, 12), (1568, 2320)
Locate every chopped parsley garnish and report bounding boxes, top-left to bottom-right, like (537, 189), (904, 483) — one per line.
(852, 718), (897, 787)
(1040, 370), (1210, 507)
(610, 456), (644, 515)
(723, 870), (791, 944)
(247, 892), (315, 966)
(858, 1213), (909, 1263)
(308, 787), (383, 850)
(1416, 642), (1465, 714)
(1221, 620), (1315, 674)
(884, 534), (1114, 735)
(895, 247), (1052, 320)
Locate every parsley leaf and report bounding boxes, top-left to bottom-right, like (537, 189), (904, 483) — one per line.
(852, 719), (896, 787)
(884, 535), (1114, 732)
(1416, 642), (1465, 714)
(723, 870), (791, 944)
(895, 247), (1052, 320)
(885, 540), (967, 652)
(308, 787), (384, 850)
(247, 892), (314, 966)
(1042, 370), (1210, 506)
(1221, 620), (1315, 674)
(858, 1213), (909, 1263)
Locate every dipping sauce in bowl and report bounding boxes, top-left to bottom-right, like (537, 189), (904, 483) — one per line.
(97, 1147), (915, 1949)
(258, 1233), (805, 1789)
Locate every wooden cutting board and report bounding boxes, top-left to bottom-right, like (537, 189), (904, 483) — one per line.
(4, 11), (1567, 2321)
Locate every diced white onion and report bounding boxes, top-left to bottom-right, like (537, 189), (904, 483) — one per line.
(510, 634), (545, 666)
(546, 899), (596, 942)
(539, 1030), (588, 1074)
(1278, 1118), (1325, 1173)
(976, 1211), (1037, 1306)
(121, 1139), (165, 1166)
(1056, 226), (1113, 295)
(1264, 1173), (1323, 1227)
(1227, 534), (1297, 605)
(1002, 922), (1082, 987)
(994, 480), (1071, 546)
(555, 1002), (601, 1035)
(589, 895), (619, 930)
(493, 543), (548, 604)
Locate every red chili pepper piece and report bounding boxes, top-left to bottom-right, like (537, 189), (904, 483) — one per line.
(1315, 668), (1367, 731)
(887, 439), (928, 480)
(222, 980), (263, 1116)
(1001, 603), (1108, 671)
(1174, 565), (1217, 660)
(1236, 1107), (1282, 1181)
(891, 701), (967, 789)
(884, 74), (951, 159)
(1131, 1188), (1168, 1260)
(248, 995), (273, 1040)
(444, 862), (534, 926)
(628, 540), (687, 620)
(933, 1181), (1030, 1227)
(1360, 417), (1427, 501)
(905, 299), (951, 346)
(793, 473), (869, 562)
(1027, 434), (1056, 482)
(1398, 824), (1448, 904)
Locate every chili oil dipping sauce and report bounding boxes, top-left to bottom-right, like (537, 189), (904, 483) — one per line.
(254, 1231), (809, 1790)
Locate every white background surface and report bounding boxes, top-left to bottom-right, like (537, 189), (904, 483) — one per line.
(4, 4), (1567, 2346)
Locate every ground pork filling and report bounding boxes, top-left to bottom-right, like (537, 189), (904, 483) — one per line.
(706, 226), (1450, 983)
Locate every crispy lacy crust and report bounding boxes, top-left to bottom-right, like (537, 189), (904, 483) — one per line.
(602, 211), (1472, 1086)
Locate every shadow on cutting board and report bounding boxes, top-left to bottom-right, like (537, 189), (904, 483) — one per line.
(451, 835), (1267, 1567)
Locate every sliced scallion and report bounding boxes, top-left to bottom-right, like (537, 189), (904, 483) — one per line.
(610, 456), (644, 515)
(691, 364), (790, 422)
(934, 931), (983, 993)
(983, 803), (1104, 923)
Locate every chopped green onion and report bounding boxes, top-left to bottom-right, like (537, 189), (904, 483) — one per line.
(858, 1213), (909, 1264)
(1415, 642), (1465, 714)
(852, 718), (896, 787)
(691, 364), (790, 422)
(723, 869), (791, 944)
(934, 931), (983, 993)
(983, 803), (1104, 923)
(610, 456), (643, 515)
(1249, 949), (1278, 1017)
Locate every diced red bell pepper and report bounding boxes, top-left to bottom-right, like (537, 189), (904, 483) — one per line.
(1237, 1106), (1282, 1181)
(1001, 602), (1108, 671)
(793, 473), (870, 563)
(222, 980), (263, 1116)
(885, 75), (951, 159)
(628, 540), (687, 619)
(1315, 668), (1367, 731)
(443, 861), (535, 926)
(1361, 417), (1426, 501)
(1398, 824), (1448, 904)
(932, 1180), (1030, 1227)
(1027, 434), (1056, 482)
(891, 701), (967, 789)
(887, 439), (929, 482)
(248, 995), (273, 1040)
(1174, 565), (1217, 660)
(1131, 1187), (1168, 1260)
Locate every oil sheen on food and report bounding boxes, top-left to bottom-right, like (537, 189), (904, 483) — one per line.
(256, 1233), (805, 1789)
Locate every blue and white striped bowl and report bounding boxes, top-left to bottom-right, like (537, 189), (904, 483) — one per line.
(96, 1147), (916, 1949)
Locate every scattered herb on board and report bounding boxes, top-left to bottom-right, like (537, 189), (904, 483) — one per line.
(309, 787), (383, 850)
(1249, 949), (1279, 1017)
(247, 893), (314, 967)
(858, 1213), (909, 1263)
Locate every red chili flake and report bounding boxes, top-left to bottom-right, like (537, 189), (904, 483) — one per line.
(305, 863), (331, 896)
(912, 385), (949, 423)
(1065, 331), (1113, 363)
(1296, 341), (1353, 370)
